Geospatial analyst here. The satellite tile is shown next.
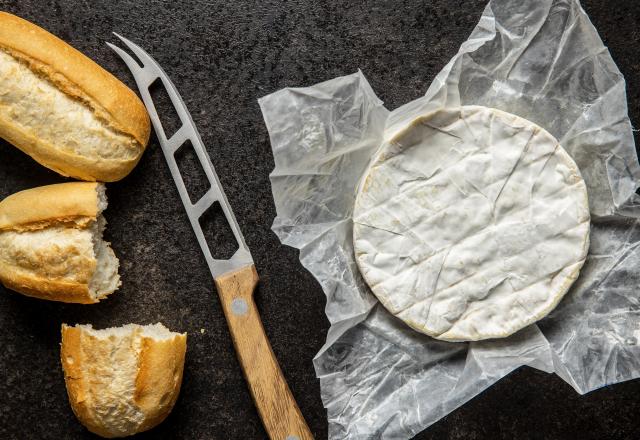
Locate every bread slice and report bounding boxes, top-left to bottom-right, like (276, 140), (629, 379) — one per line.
(0, 12), (150, 182)
(0, 182), (120, 303)
(61, 323), (187, 438)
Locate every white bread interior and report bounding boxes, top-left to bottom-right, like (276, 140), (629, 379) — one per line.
(0, 183), (120, 303)
(61, 323), (187, 438)
(0, 12), (151, 182)
(0, 50), (140, 163)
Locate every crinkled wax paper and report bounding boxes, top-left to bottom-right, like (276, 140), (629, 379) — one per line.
(259, 0), (640, 438)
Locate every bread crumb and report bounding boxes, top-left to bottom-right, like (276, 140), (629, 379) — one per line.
(200, 328), (205, 334)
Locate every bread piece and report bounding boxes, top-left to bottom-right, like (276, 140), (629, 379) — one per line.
(0, 12), (150, 182)
(61, 323), (187, 438)
(0, 182), (120, 303)
(353, 106), (590, 341)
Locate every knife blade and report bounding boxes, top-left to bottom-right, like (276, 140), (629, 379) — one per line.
(108, 34), (313, 440)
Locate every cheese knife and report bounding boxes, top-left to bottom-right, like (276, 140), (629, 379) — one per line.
(108, 34), (313, 440)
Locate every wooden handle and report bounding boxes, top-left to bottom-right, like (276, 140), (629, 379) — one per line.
(215, 264), (314, 440)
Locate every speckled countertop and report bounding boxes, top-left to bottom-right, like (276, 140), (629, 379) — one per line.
(0, 1), (639, 439)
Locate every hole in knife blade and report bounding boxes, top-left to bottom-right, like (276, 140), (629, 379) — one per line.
(174, 140), (210, 204)
(149, 78), (182, 139)
(199, 201), (238, 261)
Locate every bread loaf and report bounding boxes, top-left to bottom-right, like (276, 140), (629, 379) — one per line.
(0, 182), (120, 303)
(61, 323), (187, 438)
(0, 12), (150, 181)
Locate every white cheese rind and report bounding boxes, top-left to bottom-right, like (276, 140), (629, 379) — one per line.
(353, 106), (590, 341)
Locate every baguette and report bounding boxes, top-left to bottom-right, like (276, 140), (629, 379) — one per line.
(61, 323), (187, 438)
(0, 182), (120, 303)
(0, 12), (150, 181)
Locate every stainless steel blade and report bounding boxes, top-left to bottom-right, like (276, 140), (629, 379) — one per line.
(108, 34), (253, 278)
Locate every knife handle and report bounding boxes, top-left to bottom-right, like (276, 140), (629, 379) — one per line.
(215, 265), (314, 440)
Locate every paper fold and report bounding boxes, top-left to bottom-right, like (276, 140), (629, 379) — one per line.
(260, 0), (640, 437)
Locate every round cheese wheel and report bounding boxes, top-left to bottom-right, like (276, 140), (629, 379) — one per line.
(353, 106), (590, 341)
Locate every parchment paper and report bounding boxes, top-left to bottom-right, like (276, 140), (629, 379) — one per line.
(259, 0), (640, 438)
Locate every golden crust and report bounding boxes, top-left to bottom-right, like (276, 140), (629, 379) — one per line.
(60, 325), (187, 437)
(0, 114), (143, 182)
(0, 182), (110, 304)
(135, 334), (188, 433)
(0, 260), (96, 304)
(0, 12), (150, 181)
(60, 326), (106, 437)
(0, 182), (99, 231)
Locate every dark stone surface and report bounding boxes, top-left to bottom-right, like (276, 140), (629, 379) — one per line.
(0, 1), (638, 439)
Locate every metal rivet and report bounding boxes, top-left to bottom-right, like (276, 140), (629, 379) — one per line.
(286, 436), (300, 440)
(231, 298), (249, 316)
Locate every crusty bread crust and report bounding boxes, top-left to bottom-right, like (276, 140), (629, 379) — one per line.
(0, 113), (144, 182)
(0, 182), (118, 304)
(0, 182), (99, 231)
(61, 325), (188, 438)
(60, 326), (101, 434)
(0, 12), (150, 181)
(135, 335), (188, 433)
(0, 261), (97, 304)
